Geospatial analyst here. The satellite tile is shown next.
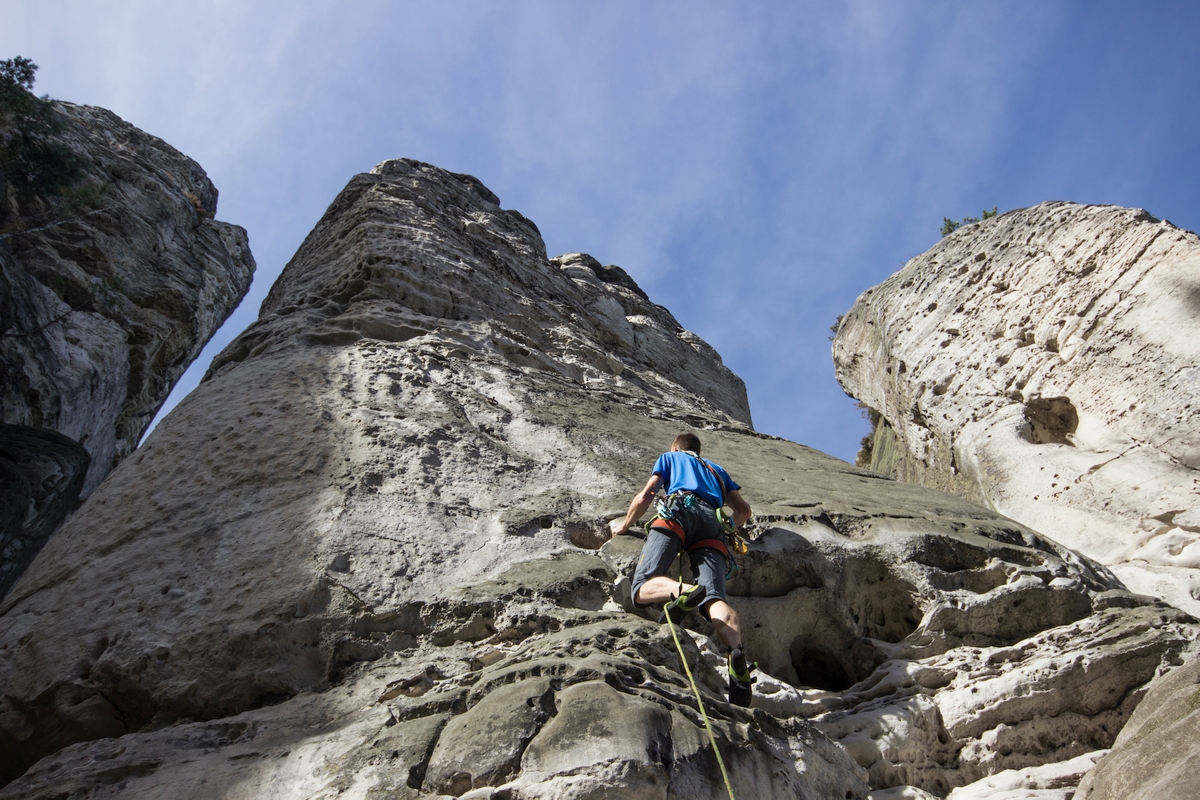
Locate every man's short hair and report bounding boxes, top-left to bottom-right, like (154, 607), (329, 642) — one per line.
(672, 432), (701, 454)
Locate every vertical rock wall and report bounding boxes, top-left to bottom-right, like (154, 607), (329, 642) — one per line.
(1, 102), (255, 494)
(833, 202), (1200, 617)
(0, 102), (255, 597)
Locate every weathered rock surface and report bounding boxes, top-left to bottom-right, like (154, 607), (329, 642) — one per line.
(947, 750), (1107, 800)
(1075, 649), (1200, 800)
(0, 102), (255, 498)
(211, 159), (748, 425)
(0, 171), (1194, 798)
(833, 202), (1200, 618)
(0, 101), (254, 599)
(0, 424), (89, 598)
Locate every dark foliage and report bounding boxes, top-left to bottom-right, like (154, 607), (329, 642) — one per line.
(854, 401), (881, 467)
(0, 56), (86, 208)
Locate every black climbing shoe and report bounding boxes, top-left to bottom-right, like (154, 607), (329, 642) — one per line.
(728, 646), (756, 707)
(660, 585), (708, 625)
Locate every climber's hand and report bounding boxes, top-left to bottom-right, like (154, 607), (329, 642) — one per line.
(611, 475), (658, 539)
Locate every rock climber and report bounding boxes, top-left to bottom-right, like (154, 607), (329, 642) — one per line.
(608, 432), (756, 706)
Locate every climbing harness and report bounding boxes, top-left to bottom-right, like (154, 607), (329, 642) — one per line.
(662, 597), (737, 800)
(645, 486), (747, 579)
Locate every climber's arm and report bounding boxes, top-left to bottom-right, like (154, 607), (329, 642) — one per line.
(609, 474), (662, 536)
(727, 489), (752, 529)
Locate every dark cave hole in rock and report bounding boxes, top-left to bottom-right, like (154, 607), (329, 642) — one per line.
(790, 635), (854, 692)
(785, 624), (892, 692)
(1023, 396), (1078, 445)
(735, 554), (925, 692)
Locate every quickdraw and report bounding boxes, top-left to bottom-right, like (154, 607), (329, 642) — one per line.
(716, 507), (749, 556)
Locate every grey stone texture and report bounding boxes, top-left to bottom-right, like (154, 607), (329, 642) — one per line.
(0, 424), (89, 598)
(0, 169), (1194, 798)
(1076, 649), (1200, 800)
(833, 202), (1200, 618)
(0, 102), (255, 498)
(0, 101), (254, 600)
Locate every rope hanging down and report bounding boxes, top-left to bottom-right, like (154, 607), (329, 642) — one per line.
(662, 600), (737, 800)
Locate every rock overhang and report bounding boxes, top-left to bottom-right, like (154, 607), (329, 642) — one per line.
(0, 101), (255, 599)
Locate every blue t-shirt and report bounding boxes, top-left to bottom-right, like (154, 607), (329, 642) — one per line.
(652, 451), (740, 509)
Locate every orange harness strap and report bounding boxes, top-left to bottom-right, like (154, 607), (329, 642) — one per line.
(688, 538), (730, 558)
(649, 520), (730, 559)
(651, 518), (686, 541)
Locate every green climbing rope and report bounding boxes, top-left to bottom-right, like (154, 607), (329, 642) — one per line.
(663, 601), (737, 800)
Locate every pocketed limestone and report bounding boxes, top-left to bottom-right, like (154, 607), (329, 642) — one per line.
(834, 202), (1200, 617)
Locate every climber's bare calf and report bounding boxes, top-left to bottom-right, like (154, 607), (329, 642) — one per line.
(634, 576), (743, 652)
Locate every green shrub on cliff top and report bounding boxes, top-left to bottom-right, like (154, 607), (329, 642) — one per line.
(0, 56), (85, 206)
(941, 206), (998, 237)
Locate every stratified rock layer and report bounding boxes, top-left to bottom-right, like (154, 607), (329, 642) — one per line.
(0, 102), (254, 599)
(0, 102), (255, 497)
(833, 202), (1200, 617)
(0, 172), (1193, 798)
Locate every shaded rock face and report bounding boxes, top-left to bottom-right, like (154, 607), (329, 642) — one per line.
(0, 102), (255, 498)
(0, 425), (89, 599)
(833, 202), (1200, 617)
(0, 171), (1194, 799)
(1075, 648), (1200, 800)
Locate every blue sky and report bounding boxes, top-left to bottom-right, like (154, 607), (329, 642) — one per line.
(4, 1), (1198, 462)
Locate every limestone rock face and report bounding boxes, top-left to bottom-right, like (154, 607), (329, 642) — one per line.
(209, 159), (748, 426)
(833, 202), (1200, 617)
(0, 102), (255, 498)
(0, 172), (1193, 798)
(0, 102), (254, 599)
(1075, 649), (1200, 800)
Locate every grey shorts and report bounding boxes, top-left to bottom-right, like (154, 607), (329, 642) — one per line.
(631, 499), (728, 617)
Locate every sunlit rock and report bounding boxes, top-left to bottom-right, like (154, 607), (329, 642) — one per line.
(834, 202), (1200, 618)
